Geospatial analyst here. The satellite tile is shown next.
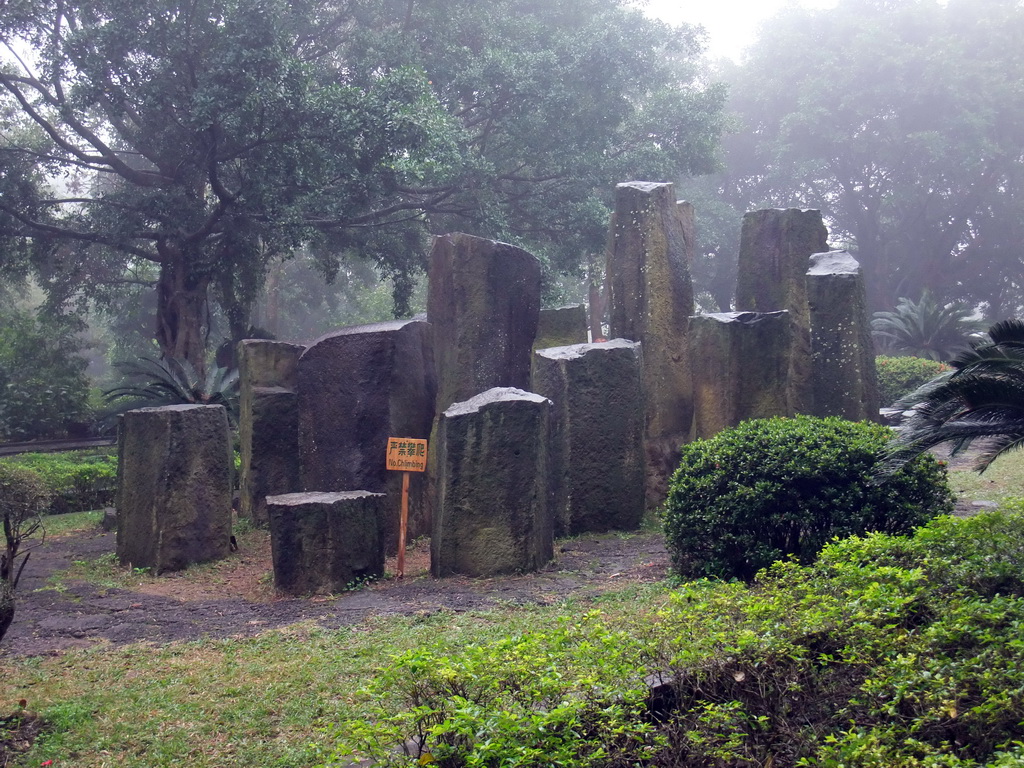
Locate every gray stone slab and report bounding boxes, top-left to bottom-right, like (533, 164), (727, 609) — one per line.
(266, 491), (386, 595)
(432, 388), (553, 577)
(116, 404), (232, 573)
(532, 340), (644, 535)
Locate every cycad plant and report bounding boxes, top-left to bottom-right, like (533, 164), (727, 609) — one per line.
(103, 356), (240, 425)
(871, 290), (983, 361)
(880, 318), (1024, 475)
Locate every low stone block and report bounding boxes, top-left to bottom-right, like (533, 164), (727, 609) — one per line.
(432, 388), (553, 577)
(116, 404), (232, 573)
(266, 491), (386, 595)
(532, 340), (644, 535)
(689, 312), (794, 439)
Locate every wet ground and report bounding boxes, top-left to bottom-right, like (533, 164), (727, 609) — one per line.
(0, 524), (670, 658)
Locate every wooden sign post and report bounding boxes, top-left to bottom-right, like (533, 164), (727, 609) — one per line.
(385, 438), (428, 579)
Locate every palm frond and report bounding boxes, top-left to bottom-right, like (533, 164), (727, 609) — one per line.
(878, 316), (1024, 481)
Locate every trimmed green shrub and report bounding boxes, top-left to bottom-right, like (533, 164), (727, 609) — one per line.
(875, 355), (950, 406)
(662, 415), (955, 581)
(0, 451), (117, 514)
(327, 510), (1024, 768)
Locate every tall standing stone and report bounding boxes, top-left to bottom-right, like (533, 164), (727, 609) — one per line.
(297, 319), (436, 552)
(734, 208), (829, 414)
(116, 404), (232, 573)
(532, 340), (644, 535)
(689, 312), (795, 439)
(607, 182), (694, 505)
(807, 250), (881, 421)
(432, 388), (553, 577)
(427, 233), (541, 416)
(534, 304), (589, 352)
(266, 491), (386, 595)
(238, 340), (304, 526)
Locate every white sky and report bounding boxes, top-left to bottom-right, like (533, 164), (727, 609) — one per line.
(636, 0), (838, 62)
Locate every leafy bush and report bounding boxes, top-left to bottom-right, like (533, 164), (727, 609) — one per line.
(871, 290), (984, 361)
(0, 451), (117, 514)
(875, 355), (951, 406)
(103, 356), (239, 426)
(1, 463), (51, 641)
(0, 308), (92, 441)
(326, 510), (1024, 768)
(662, 415), (955, 581)
(327, 612), (660, 767)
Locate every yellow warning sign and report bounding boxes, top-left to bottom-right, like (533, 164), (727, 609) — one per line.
(386, 437), (428, 472)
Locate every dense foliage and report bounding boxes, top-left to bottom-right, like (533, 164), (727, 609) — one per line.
(0, 0), (725, 368)
(0, 462), (50, 642)
(0, 306), (91, 441)
(872, 291), (984, 361)
(875, 356), (951, 407)
(328, 509), (1024, 767)
(0, 451), (116, 515)
(103, 356), (239, 426)
(663, 416), (954, 581)
(721, 0), (1024, 318)
(881, 318), (1024, 475)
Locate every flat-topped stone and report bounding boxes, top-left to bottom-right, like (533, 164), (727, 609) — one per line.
(443, 386), (548, 417)
(807, 250), (880, 421)
(689, 311), (794, 438)
(432, 387), (553, 577)
(116, 404), (232, 574)
(532, 340), (644, 535)
(266, 490), (386, 595)
(807, 249), (861, 276)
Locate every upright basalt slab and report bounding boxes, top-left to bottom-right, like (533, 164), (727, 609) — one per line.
(238, 340), (304, 525)
(427, 233), (541, 416)
(532, 340), (644, 536)
(689, 312), (795, 439)
(116, 404), (232, 573)
(266, 491), (385, 595)
(734, 209), (829, 414)
(534, 305), (589, 352)
(807, 250), (881, 421)
(432, 388), (553, 577)
(606, 182), (695, 505)
(297, 319), (435, 552)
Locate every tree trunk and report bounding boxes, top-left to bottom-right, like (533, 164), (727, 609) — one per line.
(0, 580), (13, 644)
(155, 243), (212, 375)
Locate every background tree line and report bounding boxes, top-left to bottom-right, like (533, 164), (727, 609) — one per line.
(690, 0), (1024, 323)
(3, 0), (1023, 439)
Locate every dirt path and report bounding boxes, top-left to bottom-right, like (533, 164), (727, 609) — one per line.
(0, 525), (670, 657)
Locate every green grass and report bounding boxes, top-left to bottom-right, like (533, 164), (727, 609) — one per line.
(1, 591), (658, 768)
(1, 456), (1021, 767)
(39, 509), (104, 537)
(948, 450), (1024, 504)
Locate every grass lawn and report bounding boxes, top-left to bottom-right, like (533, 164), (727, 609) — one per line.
(1, 454), (1022, 767)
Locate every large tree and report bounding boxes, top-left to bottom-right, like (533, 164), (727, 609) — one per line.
(0, 0), (456, 369)
(0, 0), (726, 367)
(721, 0), (1024, 318)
